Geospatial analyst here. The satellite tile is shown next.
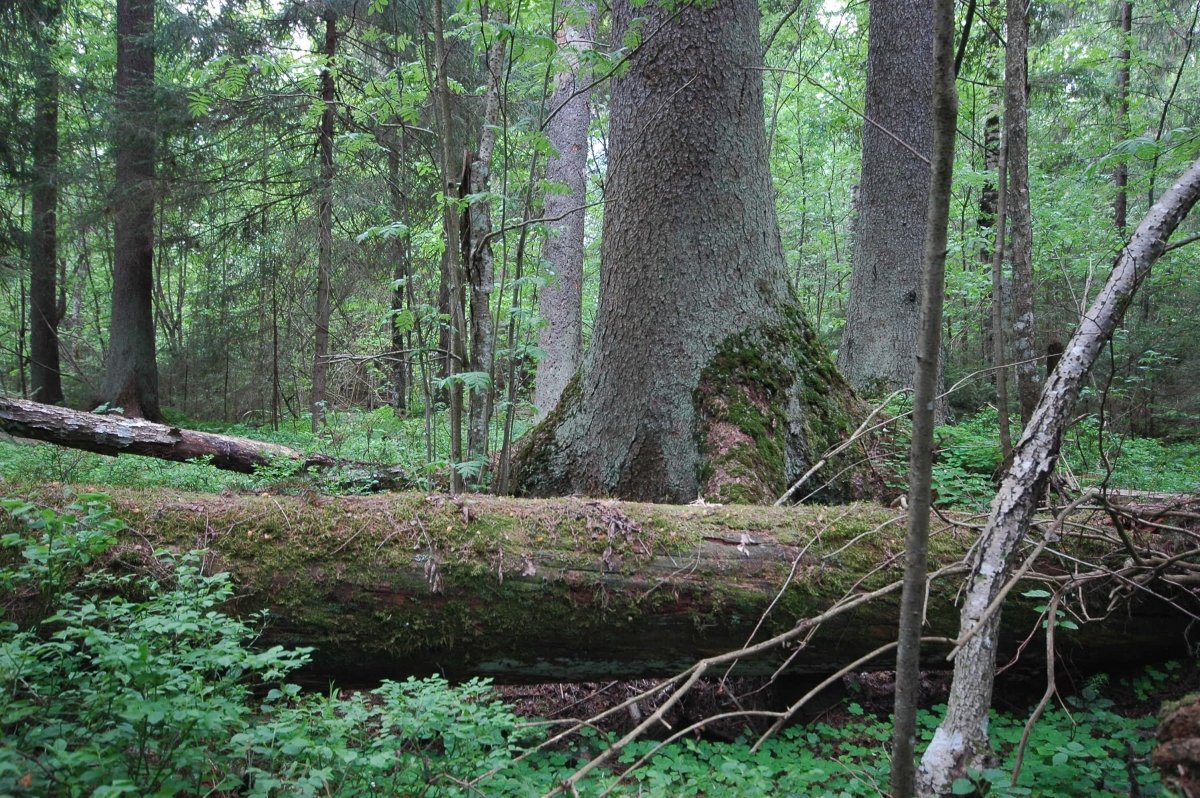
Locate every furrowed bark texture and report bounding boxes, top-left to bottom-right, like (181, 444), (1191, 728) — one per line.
(104, 0), (161, 421)
(837, 0), (934, 398)
(0, 397), (410, 488)
(513, 0), (862, 504)
(533, 0), (594, 422)
(2, 489), (1191, 685)
(916, 154), (1200, 795)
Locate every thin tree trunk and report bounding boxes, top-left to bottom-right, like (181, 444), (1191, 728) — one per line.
(891, 0), (957, 792)
(431, 0), (467, 493)
(916, 154), (1200, 796)
(388, 174), (411, 418)
(991, 128), (1014, 461)
(30, 0), (64, 406)
(533, 0), (594, 422)
(1005, 0), (1038, 425)
(311, 11), (336, 434)
(1114, 1), (1132, 232)
(465, 24), (506, 469)
(104, 0), (161, 422)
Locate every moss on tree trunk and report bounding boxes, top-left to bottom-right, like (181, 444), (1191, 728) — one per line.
(513, 301), (869, 504)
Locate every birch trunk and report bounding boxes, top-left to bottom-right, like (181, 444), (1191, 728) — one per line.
(916, 154), (1200, 795)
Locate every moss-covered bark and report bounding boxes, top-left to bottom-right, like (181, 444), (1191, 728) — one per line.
(2, 488), (1191, 685)
(695, 302), (864, 504)
(513, 302), (869, 505)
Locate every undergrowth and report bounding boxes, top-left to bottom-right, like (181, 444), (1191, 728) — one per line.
(0, 496), (1179, 796)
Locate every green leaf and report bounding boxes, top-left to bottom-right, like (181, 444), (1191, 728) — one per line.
(951, 777), (976, 795)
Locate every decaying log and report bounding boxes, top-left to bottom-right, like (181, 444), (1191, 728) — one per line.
(1154, 692), (1200, 796)
(2, 488), (1194, 685)
(0, 397), (409, 489)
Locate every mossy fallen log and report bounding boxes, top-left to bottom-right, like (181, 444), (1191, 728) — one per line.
(2, 488), (1193, 684)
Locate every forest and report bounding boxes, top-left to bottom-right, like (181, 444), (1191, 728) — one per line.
(2, 0), (1200, 794)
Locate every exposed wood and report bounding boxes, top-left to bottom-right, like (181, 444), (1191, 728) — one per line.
(0, 397), (409, 489)
(2, 488), (1194, 686)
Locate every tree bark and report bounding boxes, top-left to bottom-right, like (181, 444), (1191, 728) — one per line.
(0, 396), (411, 489)
(991, 127), (1014, 461)
(104, 0), (161, 421)
(512, 0), (862, 504)
(1005, 0), (1039, 425)
(311, 11), (336, 434)
(30, 0), (64, 406)
(892, 0), (957, 792)
(837, 0), (936, 400)
(464, 26), (506, 469)
(2, 488), (1191, 686)
(533, 0), (594, 422)
(431, 0), (467, 493)
(1114, 1), (1133, 233)
(917, 154), (1200, 796)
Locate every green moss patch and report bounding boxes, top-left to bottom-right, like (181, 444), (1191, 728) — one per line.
(696, 301), (864, 504)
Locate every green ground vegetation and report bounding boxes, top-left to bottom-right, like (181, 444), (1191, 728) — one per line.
(0, 493), (1182, 797)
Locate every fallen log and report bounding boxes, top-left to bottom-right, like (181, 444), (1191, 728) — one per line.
(3, 488), (1194, 685)
(0, 397), (409, 490)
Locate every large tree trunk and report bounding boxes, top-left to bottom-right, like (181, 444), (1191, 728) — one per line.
(512, 0), (862, 504)
(532, 0), (594, 422)
(29, 0), (63, 407)
(104, 0), (161, 421)
(836, 0), (936, 401)
(917, 154), (1200, 796)
(0, 397), (410, 488)
(2, 488), (1192, 686)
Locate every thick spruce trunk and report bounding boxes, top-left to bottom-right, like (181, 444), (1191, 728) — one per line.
(2, 489), (1192, 686)
(533, 0), (593, 422)
(104, 0), (161, 421)
(837, 0), (936, 400)
(512, 0), (862, 504)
